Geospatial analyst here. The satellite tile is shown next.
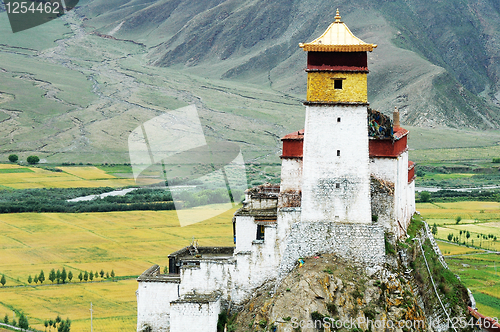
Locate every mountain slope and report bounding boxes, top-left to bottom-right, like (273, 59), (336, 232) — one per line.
(81, 0), (500, 129)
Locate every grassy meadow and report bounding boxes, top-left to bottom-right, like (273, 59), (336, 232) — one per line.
(417, 201), (500, 318)
(0, 207), (236, 331)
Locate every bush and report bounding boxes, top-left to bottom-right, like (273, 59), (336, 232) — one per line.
(27, 155), (40, 164)
(8, 154), (18, 163)
(420, 191), (431, 202)
(493, 158), (500, 163)
(385, 236), (396, 255)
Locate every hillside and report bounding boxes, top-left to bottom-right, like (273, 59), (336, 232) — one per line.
(1, 1), (500, 163)
(82, 0), (500, 129)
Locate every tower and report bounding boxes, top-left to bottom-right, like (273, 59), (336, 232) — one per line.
(299, 10), (377, 223)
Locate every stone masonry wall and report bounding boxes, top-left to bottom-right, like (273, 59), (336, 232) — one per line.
(279, 221), (385, 277)
(170, 298), (220, 332)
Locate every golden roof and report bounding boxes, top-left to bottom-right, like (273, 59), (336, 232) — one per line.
(299, 9), (377, 52)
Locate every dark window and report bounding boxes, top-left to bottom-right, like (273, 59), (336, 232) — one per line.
(337, 117), (341, 122)
(337, 150), (340, 156)
(256, 225), (265, 240)
(233, 221), (236, 245)
(336, 183), (340, 189)
(334, 79), (343, 89)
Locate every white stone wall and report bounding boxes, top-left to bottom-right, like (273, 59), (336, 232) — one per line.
(279, 221), (386, 277)
(370, 152), (415, 238)
(235, 216), (257, 253)
(170, 298), (220, 332)
(280, 158), (303, 192)
(179, 260), (235, 300)
(301, 105), (371, 223)
(408, 180), (416, 220)
(136, 281), (179, 332)
(370, 157), (397, 183)
(395, 152), (409, 237)
(232, 222), (280, 303)
(231, 208), (301, 304)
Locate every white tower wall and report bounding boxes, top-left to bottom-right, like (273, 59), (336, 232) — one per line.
(301, 104), (371, 223)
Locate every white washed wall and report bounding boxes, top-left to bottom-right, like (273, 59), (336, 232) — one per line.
(301, 105), (371, 223)
(136, 281), (179, 332)
(170, 299), (220, 332)
(280, 158), (303, 192)
(179, 260), (235, 299)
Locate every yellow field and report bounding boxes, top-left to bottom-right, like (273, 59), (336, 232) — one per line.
(0, 280), (137, 332)
(419, 202), (500, 318)
(436, 240), (484, 256)
(417, 201), (500, 251)
(0, 164), (159, 189)
(0, 206), (237, 331)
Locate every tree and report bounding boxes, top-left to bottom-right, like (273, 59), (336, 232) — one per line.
(28, 275), (32, 284)
(49, 269), (56, 283)
(432, 223), (438, 236)
(58, 317), (71, 332)
(4, 314), (8, 324)
(83, 271), (88, 282)
(56, 269), (61, 284)
(456, 216), (462, 224)
(26, 155), (40, 164)
(34, 274), (38, 284)
(100, 269), (104, 278)
(89, 271), (94, 281)
(44, 320), (48, 331)
(94, 271), (99, 279)
(18, 313), (28, 331)
(106, 272), (109, 279)
(78, 272), (83, 282)
(12, 319), (16, 327)
(447, 233), (453, 241)
(49, 319), (53, 329)
(420, 191), (431, 202)
(466, 231), (471, 244)
(1, 274), (6, 286)
(61, 268), (67, 284)
(111, 270), (115, 279)
(39, 270), (45, 284)
(55, 315), (61, 324)
(8, 154), (18, 163)
(68, 271), (73, 283)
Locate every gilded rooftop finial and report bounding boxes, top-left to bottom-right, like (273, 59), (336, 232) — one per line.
(335, 8), (341, 22)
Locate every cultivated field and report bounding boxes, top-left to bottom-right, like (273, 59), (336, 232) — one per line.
(0, 207), (236, 331)
(0, 164), (160, 189)
(417, 202), (500, 317)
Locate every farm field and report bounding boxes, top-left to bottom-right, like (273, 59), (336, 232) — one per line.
(417, 201), (500, 318)
(0, 164), (160, 189)
(0, 207), (236, 331)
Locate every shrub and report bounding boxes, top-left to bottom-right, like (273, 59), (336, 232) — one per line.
(8, 154), (18, 163)
(420, 191), (431, 202)
(385, 236), (396, 255)
(363, 308), (377, 320)
(26, 155), (40, 164)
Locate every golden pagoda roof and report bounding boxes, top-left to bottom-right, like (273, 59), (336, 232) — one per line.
(299, 9), (377, 52)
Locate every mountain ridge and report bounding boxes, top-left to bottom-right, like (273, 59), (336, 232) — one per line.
(81, 0), (500, 129)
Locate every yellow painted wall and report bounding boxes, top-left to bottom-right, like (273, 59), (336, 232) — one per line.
(307, 72), (367, 103)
